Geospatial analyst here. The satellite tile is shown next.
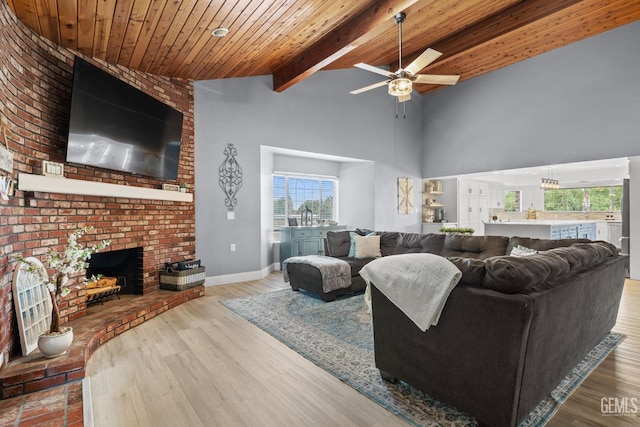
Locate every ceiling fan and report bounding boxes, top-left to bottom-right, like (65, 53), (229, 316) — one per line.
(350, 12), (460, 103)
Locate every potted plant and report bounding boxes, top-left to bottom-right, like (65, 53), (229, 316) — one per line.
(15, 226), (110, 357)
(179, 182), (187, 193)
(439, 226), (475, 235)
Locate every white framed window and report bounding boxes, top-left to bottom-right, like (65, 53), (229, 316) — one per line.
(504, 190), (521, 212)
(544, 185), (623, 212)
(273, 173), (338, 230)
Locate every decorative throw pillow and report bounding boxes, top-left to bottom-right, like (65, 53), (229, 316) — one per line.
(348, 232), (358, 257)
(348, 231), (375, 257)
(354, 234), (381, 259)
(510, 245), (538, 257)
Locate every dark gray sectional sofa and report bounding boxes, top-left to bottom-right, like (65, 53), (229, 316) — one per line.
(285, 229), (628, 426)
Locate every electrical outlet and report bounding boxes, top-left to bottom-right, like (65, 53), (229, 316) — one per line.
(230, 243), (236, 252)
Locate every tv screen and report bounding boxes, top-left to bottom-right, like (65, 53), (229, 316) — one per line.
(66, 57), (183, 180)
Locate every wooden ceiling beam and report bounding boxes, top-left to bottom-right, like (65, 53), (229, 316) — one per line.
(416, 0), (640, 94)
(399, 0), (582, 74)
(272, 0), (420, 93)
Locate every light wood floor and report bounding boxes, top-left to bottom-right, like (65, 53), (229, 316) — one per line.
(87, 274), (640, 427)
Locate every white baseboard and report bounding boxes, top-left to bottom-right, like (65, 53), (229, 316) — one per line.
(204, 263), (281, 286)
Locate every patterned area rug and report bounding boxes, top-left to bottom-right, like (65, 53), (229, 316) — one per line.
(222, 289), (625, 427)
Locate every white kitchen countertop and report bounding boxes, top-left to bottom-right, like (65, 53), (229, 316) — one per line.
(484, 220), (597, 226)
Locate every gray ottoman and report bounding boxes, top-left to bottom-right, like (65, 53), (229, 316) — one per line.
(283, 255), (355, 301)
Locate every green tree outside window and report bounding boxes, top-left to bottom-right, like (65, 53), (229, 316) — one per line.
(544, 186), (622, 211)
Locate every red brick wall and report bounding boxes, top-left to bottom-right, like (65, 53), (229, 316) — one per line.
(0, 2), (195, 363)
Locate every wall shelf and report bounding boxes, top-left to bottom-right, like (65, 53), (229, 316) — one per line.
(18, 173), (193, 202)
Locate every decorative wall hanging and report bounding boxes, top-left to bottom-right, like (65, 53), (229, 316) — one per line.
(218, 143), (243, 210)
(397, 177), (414, 214)
(0, 113), (14, 173)
(12, 257), (53, 356)
(0, 176), (15, 200)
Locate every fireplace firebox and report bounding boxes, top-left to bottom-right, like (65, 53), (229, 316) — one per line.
(87, 247), (143, 294)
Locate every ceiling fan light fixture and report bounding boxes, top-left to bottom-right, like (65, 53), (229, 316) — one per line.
(388, 78), (412, 96)
(211, 27), (229, 37)
(349, 12), (459, 101)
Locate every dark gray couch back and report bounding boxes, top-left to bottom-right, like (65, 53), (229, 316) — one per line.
(324, 230), (623, 295)
(440, 234), (509, 259)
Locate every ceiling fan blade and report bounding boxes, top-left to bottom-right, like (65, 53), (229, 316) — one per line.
(350, 80), (389, 95)
(397, 93), (411, 103)
(404, 48), (443, 75)
(354, 63), (394, 78)
(413, 74), (460, 85)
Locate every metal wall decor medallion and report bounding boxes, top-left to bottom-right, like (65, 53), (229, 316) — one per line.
(218, 143), (243, 210)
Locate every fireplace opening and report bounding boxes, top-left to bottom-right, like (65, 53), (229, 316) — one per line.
(87, 247), (143, 294)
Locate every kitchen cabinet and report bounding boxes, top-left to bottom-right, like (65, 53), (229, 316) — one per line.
(607, 222), (622, 249)
(280, 225), (346, 267)
(549, 223), (595, 240)
(596, 222), (609, 241)
(459, 180), (489, 196)
(485, 221), (597, 240)
(488, 184), (505, 209)
(457, 180), (489, 235)
(577, 222), (597, 240)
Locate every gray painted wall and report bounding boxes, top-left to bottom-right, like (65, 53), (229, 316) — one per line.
(195, 69), (423, 277)
(273, 154), (341, 177)
(339, 162), (376, 229)
(422, 21), (640, 178)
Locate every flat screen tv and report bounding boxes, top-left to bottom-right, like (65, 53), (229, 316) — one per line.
(66, 57), (183, 180)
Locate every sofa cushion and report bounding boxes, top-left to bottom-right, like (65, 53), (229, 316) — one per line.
(378, 232), (401, 257)
(447, 256), (486, 285)
(483, 251), (571, 293)
(335, 256), (373, 277)
(354, 234), (382, 258)
(544, 241), (618, 272)
(506, 236), (590, 255)
(325, 231), (351, 257)
(393, 232), (445, 255)
(440, 234), (509, 260)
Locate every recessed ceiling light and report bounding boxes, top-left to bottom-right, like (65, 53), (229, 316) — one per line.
(211, 27), (229, 37)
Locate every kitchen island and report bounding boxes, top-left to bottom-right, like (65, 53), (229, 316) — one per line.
(484, 220), (597, 240)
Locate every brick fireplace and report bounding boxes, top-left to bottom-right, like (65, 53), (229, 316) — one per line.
(0, 2), (197, 367)
(87, 247), (144, 295)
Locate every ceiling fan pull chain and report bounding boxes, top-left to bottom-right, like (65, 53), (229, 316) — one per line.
(394, 98), (407, 119)
(398, 14), (403, 70)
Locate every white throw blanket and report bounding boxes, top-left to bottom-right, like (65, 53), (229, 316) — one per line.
(360, 253), (462, 331)
(282, 255), (351, 293)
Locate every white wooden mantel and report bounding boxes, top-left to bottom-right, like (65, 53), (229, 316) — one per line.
(18, 173), (193, 202)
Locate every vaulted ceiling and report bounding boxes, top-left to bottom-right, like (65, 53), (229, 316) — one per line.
(7, 0), (640, 95)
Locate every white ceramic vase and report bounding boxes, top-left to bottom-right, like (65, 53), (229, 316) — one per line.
(38, 326), (73, 358)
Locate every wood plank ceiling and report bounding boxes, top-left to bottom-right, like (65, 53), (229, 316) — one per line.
(7, 0), (640, 95)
